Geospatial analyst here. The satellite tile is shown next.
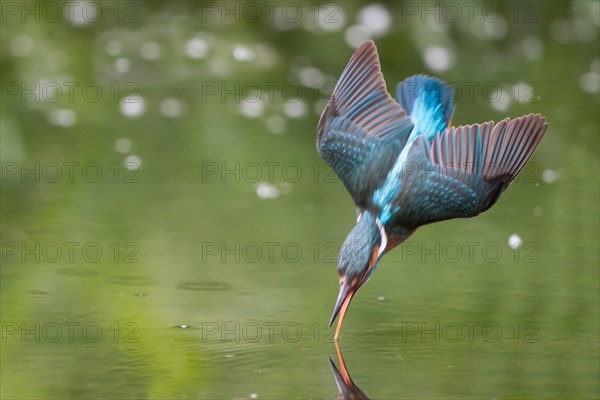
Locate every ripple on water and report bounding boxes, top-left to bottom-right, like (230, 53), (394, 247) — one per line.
(56, 267), (99, 277)
(29, 289), (49, 297)
(106, 275), (154, 286)
(176, 281), (231, 292)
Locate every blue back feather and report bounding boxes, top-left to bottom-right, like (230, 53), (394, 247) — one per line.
(396, 75), (455, 139)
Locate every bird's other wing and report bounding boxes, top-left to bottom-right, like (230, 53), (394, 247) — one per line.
(391, 114), (548, 229)
(317, 40), (413, 208)
(396, 74), (456, 139)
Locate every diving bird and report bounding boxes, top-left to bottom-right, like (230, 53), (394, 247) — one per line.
(317, 41), (548, 340)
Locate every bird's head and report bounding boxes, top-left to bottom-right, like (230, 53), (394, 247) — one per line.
(329, 212), (387, 339)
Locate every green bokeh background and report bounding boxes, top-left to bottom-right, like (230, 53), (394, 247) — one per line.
(1, 1), (599, 399)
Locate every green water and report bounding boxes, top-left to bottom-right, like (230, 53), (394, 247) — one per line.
(1, 1), (599, 399)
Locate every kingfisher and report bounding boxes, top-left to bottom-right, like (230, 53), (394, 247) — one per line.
(317, 41), (548, 340)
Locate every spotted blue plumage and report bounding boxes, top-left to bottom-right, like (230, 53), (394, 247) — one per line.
(318, 40), (547, 231)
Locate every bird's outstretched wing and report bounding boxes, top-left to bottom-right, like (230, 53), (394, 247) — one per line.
(317, 41), (413, 208)
(391, 114), (548, 228)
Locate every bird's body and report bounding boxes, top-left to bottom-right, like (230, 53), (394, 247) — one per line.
(317, 41), (548, 339)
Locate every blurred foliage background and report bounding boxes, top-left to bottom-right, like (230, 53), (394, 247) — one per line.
(1, 1), (599, 399)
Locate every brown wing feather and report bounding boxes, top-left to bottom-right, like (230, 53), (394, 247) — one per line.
(430, 114), (548, 184)
(317, 40), (411, 145)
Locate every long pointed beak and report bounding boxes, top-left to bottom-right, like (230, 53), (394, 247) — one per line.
(328, 281), (355, 340)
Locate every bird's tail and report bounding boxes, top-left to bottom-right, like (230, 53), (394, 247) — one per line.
(396, 74), (455, 139)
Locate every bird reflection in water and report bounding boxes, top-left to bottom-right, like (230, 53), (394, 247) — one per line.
(328, 341), (369, 400)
